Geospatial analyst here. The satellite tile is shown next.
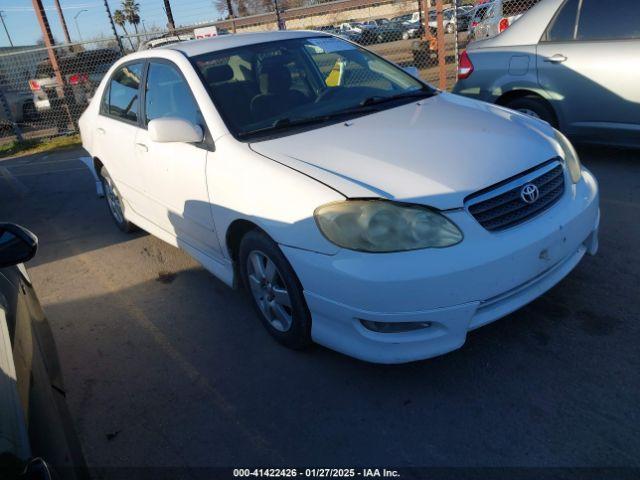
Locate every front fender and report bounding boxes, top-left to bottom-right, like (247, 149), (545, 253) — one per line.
(207, 136), (345, 259)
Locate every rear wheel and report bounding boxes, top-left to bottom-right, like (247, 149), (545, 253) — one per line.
(100, 167), (135, 233)
(505, 96), (558, 128)
(239, 230), (312, 350)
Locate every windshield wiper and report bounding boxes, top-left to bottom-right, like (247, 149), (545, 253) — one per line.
(238, 106), (380, 139)
(359, 90), (435, 107)
(238, 91), (435, 139)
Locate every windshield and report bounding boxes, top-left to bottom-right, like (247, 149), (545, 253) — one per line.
(191, 36), (433, 140)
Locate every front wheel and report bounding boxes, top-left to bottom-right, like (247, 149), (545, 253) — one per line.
(100, 167), (136, 233)
(239, 230), (312, 350)
(505, 97), (558, 128)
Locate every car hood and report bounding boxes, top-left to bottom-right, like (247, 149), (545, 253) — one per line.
(249, 92), (560, 210)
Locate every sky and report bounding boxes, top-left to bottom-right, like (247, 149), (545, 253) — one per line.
(0, 0), (225, 47)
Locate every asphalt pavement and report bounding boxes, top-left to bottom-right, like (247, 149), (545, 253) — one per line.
(0, 145), (638, 475)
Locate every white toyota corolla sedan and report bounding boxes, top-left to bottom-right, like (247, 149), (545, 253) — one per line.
(79, 30), (599, 364)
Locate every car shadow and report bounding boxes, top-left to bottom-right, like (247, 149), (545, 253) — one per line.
(0, 148), (146, 268)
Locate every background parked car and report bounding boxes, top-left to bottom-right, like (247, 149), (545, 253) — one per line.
(428, 8), (457, 34)
(469, 0), (540, 41)
(359, 18), (406, 44)
(0, 79), (36, 128)
(456, 7), (476, 32)
(454, 0), (640, 148)
(397, 19), (424, 39)
(138, 33), (195, 51)
(29, 48), (120, 115)
(0, 223), (87, 480)
(336, 21), (364, 34)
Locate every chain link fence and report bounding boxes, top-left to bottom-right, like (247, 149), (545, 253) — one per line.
(0, 0), (540, 145)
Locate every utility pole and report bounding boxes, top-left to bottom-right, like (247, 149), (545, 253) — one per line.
(52, 0), (72, 44)
(164, 0), (176, 32)
(31, 0), (74, 130)
(0, 11), (13, 47)
(226, 0), (236, 33)
(103, 0), (125, 54)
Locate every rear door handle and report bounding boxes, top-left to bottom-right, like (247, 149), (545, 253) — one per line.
(96, 127), (105, 134)
(545, 54), (567, 64)
(135, 142), (148, 152)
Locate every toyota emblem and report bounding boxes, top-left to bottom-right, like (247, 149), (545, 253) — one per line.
(521, 184), (540, 204)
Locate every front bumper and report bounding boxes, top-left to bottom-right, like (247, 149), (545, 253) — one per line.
(282, 169), (599, 364)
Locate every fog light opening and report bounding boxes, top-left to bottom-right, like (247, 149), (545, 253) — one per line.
(359, 319), (432, 333)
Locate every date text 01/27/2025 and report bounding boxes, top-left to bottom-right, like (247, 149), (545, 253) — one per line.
(232, 468), (401, 478)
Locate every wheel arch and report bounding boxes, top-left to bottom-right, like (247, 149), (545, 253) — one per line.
(225, 218), (264, 264)
(495, 89), (560, 127)
(93, 156), (104, 177)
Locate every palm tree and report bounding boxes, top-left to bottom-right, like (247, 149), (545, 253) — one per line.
(113, 9), (135, 50)
(122, 0), (141, 35)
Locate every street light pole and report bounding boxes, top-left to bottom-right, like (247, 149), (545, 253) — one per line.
(74, 9), (88, 42)
(0, 11), (13, 47)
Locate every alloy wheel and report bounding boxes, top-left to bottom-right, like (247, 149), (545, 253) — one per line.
(246, 250), (293, 332)
(103, 175), (125, 224)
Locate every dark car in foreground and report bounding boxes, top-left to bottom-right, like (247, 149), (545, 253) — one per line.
(0, 223), (86, 480)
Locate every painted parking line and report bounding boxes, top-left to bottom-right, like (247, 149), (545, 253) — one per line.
(6, 167), (86, 177)
(7, 158), (83, 168)
(0, 165), (29, 197)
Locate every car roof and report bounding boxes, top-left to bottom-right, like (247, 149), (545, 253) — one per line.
(165, 30), (329, 57)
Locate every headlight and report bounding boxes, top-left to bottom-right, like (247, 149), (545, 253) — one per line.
(314, 200), (463, 253)
(554, 130), (582, 184)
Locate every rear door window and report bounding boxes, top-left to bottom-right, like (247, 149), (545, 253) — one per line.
(577, 0), (640, 41)
(542, 0), (579, 42)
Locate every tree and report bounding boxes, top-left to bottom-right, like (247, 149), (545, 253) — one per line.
(113, 9), (135, 50)
(122, 0), (141, 35)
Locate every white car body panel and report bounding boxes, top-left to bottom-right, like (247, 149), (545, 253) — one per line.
(251, 92), (560, 210)
(79, 31), (600, 363)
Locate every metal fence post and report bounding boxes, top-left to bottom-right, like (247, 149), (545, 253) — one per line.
(435, 0), (447, 90)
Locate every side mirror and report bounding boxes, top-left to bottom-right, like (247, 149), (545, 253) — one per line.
(0, 223), (38, 268)
(403, 66), (420, 78)
(148, 117), (204, 143)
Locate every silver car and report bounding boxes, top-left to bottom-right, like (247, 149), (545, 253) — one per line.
(454, 0), (640, 148)
(469, 0), (540, 41)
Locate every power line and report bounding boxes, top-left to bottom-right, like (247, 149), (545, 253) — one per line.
(0, 11), (14, 47)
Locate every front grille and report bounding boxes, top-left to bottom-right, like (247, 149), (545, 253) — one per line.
(467, 162), (565, 232)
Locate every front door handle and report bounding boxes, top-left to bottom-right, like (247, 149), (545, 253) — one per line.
(135, 143), (148, 152)
(96, 127), (105, 134)
(545, 54), (567, 64)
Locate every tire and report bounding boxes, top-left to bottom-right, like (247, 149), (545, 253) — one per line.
(100, 167), (136, 233)
(239, 230), (312, 350)
(505, 96), (558, 128)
